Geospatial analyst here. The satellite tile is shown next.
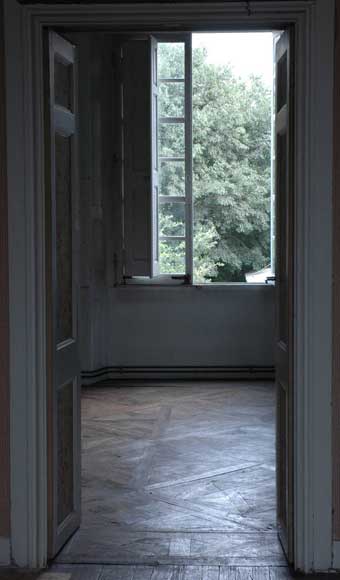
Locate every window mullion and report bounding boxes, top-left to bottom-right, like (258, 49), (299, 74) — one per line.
(159, 156), (185, 162)
(159, 195), (185, 204)
(159, 117), (185, 124)
(159, 78), (185, 83)
(156, 36), (192, 279)
(160, 235), (186, 242)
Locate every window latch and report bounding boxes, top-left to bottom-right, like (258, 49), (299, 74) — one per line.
(171, 274), (191, 285)
(265, 276), (276, 285)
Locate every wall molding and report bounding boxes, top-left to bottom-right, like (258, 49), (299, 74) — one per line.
(333, 541), (340, 570)
(82, 366), (275, 384)
(293, 0), (334, 571)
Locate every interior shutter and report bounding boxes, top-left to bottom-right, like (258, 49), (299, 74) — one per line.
(122, 37), (156, 278)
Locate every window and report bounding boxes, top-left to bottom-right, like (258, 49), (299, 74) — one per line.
(157, 39), (192, 280)
(121, 33), (274, 285)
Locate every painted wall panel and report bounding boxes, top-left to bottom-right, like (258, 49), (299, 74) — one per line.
(80, 285), (275, 370)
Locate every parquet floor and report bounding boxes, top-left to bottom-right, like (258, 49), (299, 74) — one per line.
(57, 382), (283, 567)
(3, 383), (340, 578)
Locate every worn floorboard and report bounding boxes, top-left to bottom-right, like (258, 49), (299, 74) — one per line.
(3, 565), (340, 579)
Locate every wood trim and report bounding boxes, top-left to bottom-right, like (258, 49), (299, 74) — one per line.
(6, 0), (48, 566)
(332, 540), (340, 569)
(81, 366), (276, 384)
(333, 0), (340, 543)
(0, 0), (10, 541)
(19, 2), (314, 29)
(15, 0), (318, 3)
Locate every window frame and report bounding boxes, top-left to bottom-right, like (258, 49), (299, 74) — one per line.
(125, 30), (275, 287)
(156, 33), (193, 283)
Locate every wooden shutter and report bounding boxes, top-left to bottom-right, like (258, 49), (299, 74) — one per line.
(122, 37), (157, 278)
(46, 31), (81, 557)
(274, 30), (294, 563)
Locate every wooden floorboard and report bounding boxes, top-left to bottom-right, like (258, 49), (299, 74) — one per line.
(3, 565), (340, 579)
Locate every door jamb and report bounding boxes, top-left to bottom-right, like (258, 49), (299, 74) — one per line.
(4, 0), (334, 571)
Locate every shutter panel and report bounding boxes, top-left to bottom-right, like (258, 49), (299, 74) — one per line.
(122, 37), (156, 278)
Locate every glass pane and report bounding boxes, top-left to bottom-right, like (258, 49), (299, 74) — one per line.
(192, 32), (273, 284)
(160, 160), (185, 197)
(159, 82), (185, 117)
(160, 239), (186, 274)
(56, 134), (73, 343)
(160, 202), (186, 237)
(55, 58), (72, 110)
(158, 43), (184, 79)
(58, 381), (74, 525)
(159, 123), (185, 157)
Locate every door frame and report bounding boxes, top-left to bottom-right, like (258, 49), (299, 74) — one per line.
(4, 0), (335, 572)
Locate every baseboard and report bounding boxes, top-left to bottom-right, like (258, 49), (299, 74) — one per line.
(0, 537), (10, 566)
(81, 365), (275, 385)
(333, 541), (340, 570)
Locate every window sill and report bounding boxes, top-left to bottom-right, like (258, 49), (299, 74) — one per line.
(115, 279), (275, 289)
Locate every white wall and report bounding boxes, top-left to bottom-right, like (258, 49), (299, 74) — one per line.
(80, 285), (275, 370)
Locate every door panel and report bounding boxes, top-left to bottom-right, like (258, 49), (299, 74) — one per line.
(275, 30), (294, 563)
(57, 381), (75, 525)
(46, 31), (80, 558)
(55, 132), (73, 343)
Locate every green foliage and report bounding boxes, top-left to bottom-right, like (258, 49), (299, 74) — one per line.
(158, 43), (272, 283)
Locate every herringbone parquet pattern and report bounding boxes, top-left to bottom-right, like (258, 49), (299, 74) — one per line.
(5, 383), (340, 577)
(57, 382), (283, 566)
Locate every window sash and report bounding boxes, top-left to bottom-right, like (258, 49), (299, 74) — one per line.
(159, 195), (185, 203)
(157, 34), (193, 281)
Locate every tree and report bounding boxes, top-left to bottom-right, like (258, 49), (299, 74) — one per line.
(158, 43), (272, 283)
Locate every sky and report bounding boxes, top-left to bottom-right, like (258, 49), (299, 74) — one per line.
(192, 32), (274, 88)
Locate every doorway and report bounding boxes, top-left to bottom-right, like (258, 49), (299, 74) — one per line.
(5, 1), (334, 572)
(46, 27), (292, 569)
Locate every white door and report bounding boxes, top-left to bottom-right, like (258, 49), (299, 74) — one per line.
(45, 31), (81, 558)
(274, 30), (294, 563)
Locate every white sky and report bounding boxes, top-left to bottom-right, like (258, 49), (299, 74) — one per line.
(192, 32), (274, 87)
